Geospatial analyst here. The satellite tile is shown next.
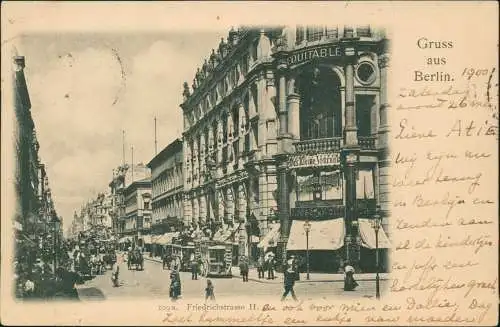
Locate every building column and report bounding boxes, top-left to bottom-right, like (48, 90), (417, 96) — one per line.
(217, 118), (224, 178)
(217, 188), (225, 224)
(287, 76), (300, 141)
(200, 133), (206, 183)
(238, 183), (248, 256)
(227, 110), (234, 174)
(226, 187), (234, 225)
(378, 54), (391, 222)
(276, 59), (294, 153)
(344, 55), (358, 146)
(238, 102), (246, 168)
(277, 160), (289, 270)
(343, 152), (360, 266)
(278, 70), (288, 136)
(183, 194), (192, 226)
(199, 193), (206, 225)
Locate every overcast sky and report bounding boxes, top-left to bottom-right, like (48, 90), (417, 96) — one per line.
(18, 31), (226, 232)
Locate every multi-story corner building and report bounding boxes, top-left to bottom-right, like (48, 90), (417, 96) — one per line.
(181, 26), (390, 271)
(122, 178), (152, 247)
(109, 163), (151, 246)
(147, 138), (184, 236)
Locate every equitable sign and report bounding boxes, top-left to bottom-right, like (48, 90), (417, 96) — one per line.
(287, 45), (342, 66)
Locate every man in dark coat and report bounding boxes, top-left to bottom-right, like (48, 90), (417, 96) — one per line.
(281, 266), (298, 301)
(239, 256), (249, 282)
(190, 257), (198, 280)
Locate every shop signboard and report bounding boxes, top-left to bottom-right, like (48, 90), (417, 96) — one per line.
(289, 152), (341, 169)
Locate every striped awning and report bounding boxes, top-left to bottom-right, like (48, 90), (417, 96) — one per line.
(287, 218), (345, 251)
(153, 232), (179, 245)
(118, 236), (133, 243)
(141, 235), (152, 244)
(358, 218), (391, 249)
(257, 223), (280, 251)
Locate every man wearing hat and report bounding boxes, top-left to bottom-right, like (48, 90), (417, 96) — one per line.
(281, 265), (298, 301)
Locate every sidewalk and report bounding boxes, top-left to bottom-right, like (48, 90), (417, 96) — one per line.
(231, 267), (389, 284)
(143, 254), (389, 284)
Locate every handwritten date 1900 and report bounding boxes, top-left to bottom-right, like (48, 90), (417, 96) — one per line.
(462, 68), (490, 80)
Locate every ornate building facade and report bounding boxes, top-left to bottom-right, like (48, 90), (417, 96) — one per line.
(181, 26), (390, 270)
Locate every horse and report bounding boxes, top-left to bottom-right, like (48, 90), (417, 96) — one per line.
(127, 250), (144, 271)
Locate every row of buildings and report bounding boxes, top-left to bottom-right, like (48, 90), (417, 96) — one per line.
(13, 55), (63, 279)
(77, 25), (391, 272)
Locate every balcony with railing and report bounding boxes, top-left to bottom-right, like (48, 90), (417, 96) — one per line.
(358, 136), (376, 150)
(294, 137), (342, 153)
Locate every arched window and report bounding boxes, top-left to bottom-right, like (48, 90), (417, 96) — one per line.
(298, 66), (342, 140)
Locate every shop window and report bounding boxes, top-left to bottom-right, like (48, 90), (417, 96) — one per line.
(296, 169), (343, 202)
(356, 95), (374, 137)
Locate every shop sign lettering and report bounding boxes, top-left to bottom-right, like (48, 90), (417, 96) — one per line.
(289, 153), (340, 169)
(287, 46), (342, 66)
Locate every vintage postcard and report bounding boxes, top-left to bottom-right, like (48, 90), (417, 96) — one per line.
(1, 2), (498, 326)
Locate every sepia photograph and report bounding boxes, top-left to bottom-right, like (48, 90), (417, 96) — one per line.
(1, 2), (498, 326)
(11, 24), (390, 303)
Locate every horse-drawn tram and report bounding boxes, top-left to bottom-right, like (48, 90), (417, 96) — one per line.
(198, 243), (233, 278)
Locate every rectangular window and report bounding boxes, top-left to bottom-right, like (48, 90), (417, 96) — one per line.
(296, 170), (343, 201)
(325, 27), (338, 39)
(356, 26), (371, 37)
(356, 95), (374, 137)
(356, 168), (375, 199)
(296, 26), (305, 44)
(307, 26), (323, 42)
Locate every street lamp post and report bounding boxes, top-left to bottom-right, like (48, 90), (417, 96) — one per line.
(371, 208), (381, 300)
(303, 220), (311, 280)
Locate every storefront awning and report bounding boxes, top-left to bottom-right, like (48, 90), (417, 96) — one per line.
(141, 235), (152, 244)
(119, 236), (133, 243)
(358, 218), (391, 249)
(154, 232), (179, 245)
(212, 225), (238, 243)
(287, 218), (345, 251)
(257, 223), (280, 251)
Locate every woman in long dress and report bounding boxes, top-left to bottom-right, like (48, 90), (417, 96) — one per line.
(343, 262), (359, 291)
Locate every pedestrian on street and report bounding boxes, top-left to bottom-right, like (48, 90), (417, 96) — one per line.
(281, 266), (298, 301)
(191, 257), (198, 280)
(257, 253), (265, 279)
(169, 266), (181, 301)
(343, 261), (359, 291)
(205, 279), (215, 302)
(239, 256), (249, 282)
(265, 252), (275, 280)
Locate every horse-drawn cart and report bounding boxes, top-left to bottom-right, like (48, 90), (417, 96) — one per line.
(127, 250), (144, 270)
